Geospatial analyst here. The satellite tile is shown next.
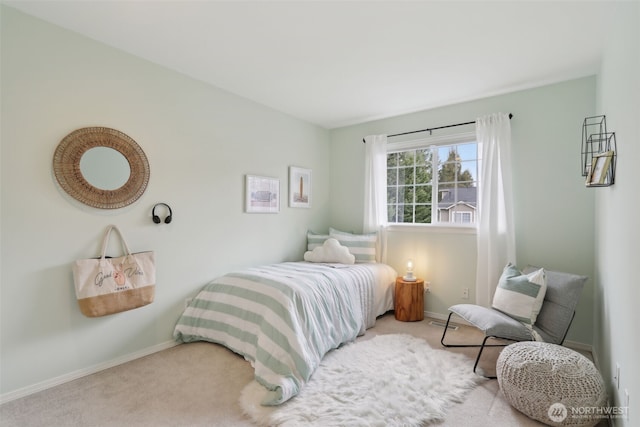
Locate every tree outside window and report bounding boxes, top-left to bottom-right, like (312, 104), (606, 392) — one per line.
(387, 141), (478, 225)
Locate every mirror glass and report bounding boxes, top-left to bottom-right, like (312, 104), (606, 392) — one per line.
(80, 147), (131, 190)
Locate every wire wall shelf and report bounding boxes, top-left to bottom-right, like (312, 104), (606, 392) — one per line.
(581, 115), (616, 187)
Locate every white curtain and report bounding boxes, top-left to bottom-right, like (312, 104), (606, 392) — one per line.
(475, 113), (516, 307)
(363, 134), (388, 261)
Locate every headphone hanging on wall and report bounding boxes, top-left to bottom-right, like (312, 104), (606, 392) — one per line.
(152, 203), (173, 224)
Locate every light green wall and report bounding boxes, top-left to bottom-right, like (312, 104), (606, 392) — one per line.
(594, 3), (639, 426)
(330, 77), (596, 344)
(0, 7), (330, 397)
(3, 2), (636, 409)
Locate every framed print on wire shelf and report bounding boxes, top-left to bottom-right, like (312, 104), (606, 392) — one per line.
(289, 167), (311, 208)
(586, 151), (614, 186)
(245, 175), (280, 213)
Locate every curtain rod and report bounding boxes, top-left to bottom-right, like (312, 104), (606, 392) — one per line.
(362, 113), (513, 143)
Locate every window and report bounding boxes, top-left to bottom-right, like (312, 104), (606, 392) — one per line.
(454, 211), (473, 224)
(386, 133), (479, 225)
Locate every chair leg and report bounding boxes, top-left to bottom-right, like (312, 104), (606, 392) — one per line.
(440, 312), (456, 347)
(440, 312), (511, 379)
(473, 335), (497, 379)
(440, 312), (507, 349)
(441, 312), (486, 348)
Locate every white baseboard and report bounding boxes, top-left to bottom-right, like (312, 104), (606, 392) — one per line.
(564, 339), (595, 356)
(0, 340), (179, 405)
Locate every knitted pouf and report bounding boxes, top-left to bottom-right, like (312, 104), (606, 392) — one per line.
(496, 342), (607, 427)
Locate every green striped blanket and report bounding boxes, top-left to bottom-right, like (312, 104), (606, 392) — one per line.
(173, 262), (395, 405)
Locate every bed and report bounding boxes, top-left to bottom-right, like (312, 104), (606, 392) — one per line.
(173, 261), (397, 405)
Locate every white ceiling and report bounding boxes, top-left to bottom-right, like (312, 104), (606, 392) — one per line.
(4, 1), (619, 129)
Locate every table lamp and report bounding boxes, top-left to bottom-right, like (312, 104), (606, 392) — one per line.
(403, 259), (416, 282)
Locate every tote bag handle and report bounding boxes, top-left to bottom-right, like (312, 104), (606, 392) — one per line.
(99, 225), (133, 261)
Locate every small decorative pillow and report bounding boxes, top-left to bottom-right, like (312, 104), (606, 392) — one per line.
(304, 238), (355, 264)
(306, 230), (329, 252)
(329, 228), (377, 263)
(492, 263), (547, 325)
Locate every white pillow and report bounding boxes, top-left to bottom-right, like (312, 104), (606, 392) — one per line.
(492, 263), (547, 325)
(329, 228), (377, 263)
(304, 238), (355, 264)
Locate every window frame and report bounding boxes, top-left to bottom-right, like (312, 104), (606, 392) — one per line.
(386, 131), (478, 230)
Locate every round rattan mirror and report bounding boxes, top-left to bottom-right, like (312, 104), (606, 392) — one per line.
(53, 127), (150, 209)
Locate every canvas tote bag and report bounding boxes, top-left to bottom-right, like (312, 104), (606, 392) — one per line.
(73, 225), (155, 317)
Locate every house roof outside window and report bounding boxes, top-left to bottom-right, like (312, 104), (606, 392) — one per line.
(438, 187), (477, 210)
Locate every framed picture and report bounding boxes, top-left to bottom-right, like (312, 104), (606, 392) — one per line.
(586, 151), (614, 186)
(289, 167), (312, 208)
(245, 175), (280, 213)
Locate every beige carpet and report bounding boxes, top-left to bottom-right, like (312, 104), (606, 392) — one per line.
(0, 314), (605, 426)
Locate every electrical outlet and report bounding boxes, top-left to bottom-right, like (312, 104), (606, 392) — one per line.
(462, 287), (469, 299)
(425, 281), (431, 293)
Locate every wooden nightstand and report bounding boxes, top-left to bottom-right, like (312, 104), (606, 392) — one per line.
(394, 277), (424, 322)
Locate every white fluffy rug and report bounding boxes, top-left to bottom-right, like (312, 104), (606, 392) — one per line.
(240, 334), (484, 426)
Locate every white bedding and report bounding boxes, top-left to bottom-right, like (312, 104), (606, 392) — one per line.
(314, 262), (396, 320)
